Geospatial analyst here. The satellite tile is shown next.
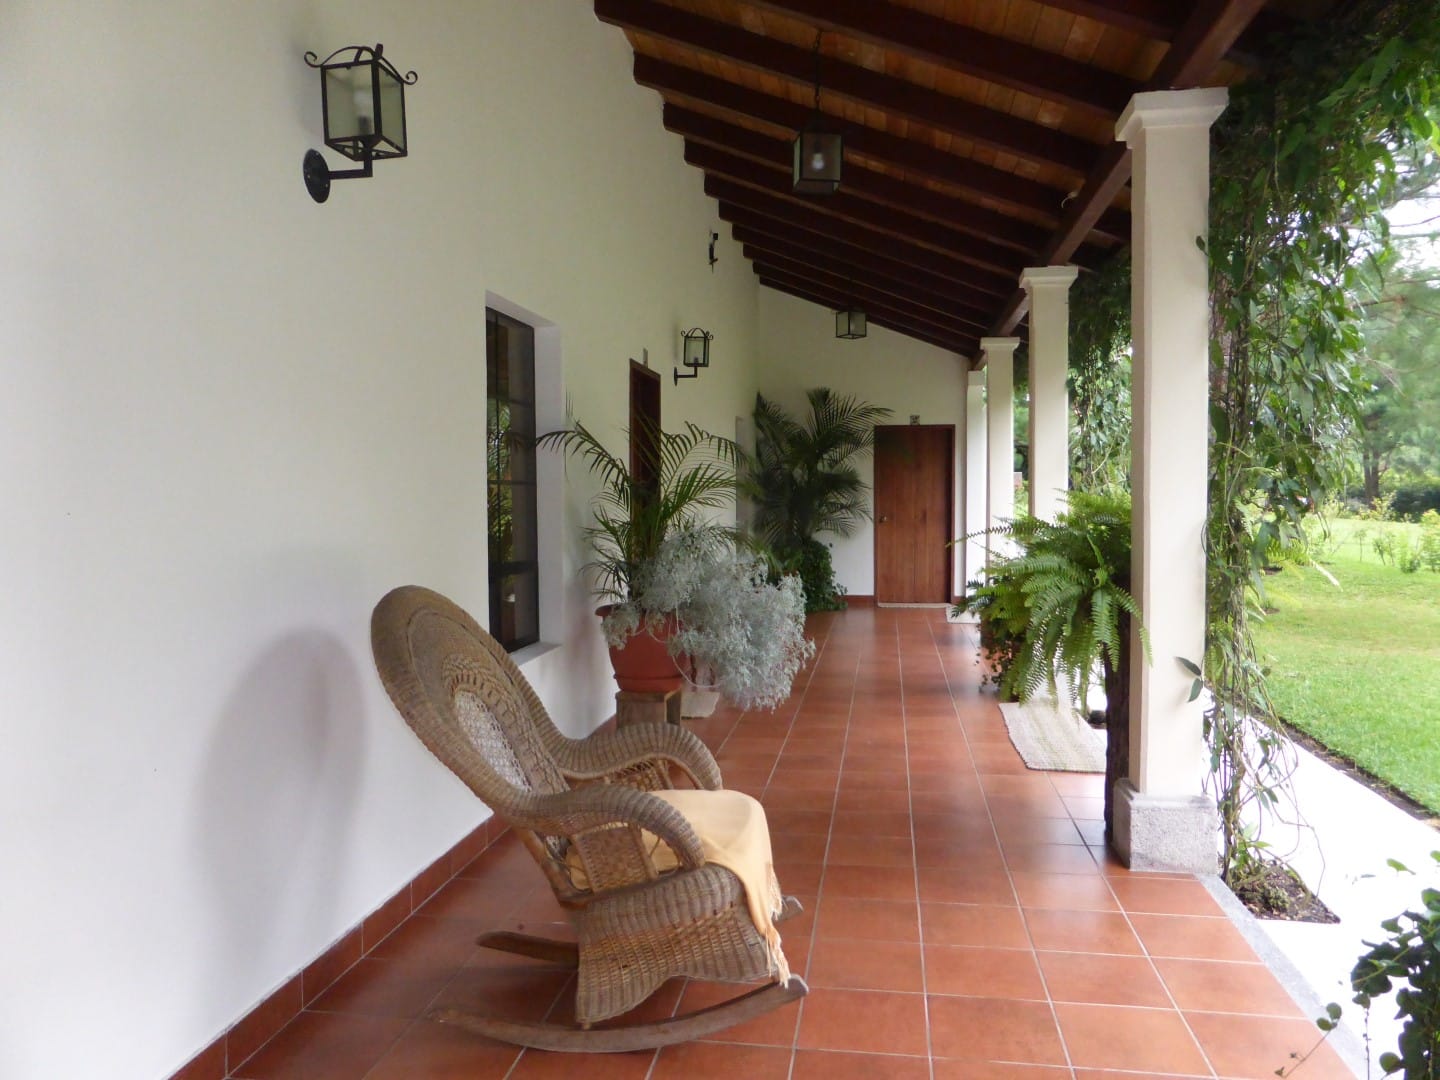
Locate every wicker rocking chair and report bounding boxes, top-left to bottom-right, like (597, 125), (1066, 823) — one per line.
(370, 585), (807, 1053)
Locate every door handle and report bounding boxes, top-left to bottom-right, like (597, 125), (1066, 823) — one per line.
(878, 515), (889, 523)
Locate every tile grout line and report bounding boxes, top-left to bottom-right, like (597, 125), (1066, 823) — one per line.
(781, 609), (852, 1076)
(892, 615), (936, 1080)
(928, 612), (1080, 1078)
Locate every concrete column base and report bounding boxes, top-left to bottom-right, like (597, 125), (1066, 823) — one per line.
(1112, 778), (1218, 874)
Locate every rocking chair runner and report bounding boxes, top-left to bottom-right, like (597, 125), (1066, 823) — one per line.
(370, 585), (807, 1053)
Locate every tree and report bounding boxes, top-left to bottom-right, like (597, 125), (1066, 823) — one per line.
(1357, 258), (1440, 501)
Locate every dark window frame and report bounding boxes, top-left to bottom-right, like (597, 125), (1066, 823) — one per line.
(486, 308), (540, 652)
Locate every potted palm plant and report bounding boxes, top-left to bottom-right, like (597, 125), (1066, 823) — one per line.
(536, 418), (740, 693)
(743, 388), (892, 612)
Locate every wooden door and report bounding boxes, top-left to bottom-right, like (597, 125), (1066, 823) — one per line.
(873, 425), (954, 603)
(629, 360), (661, 503)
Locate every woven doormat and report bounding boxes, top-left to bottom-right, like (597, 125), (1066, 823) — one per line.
(999, 698), (1106, 773)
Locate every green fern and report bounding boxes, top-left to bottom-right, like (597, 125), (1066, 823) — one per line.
(958, 492), (1148, 710)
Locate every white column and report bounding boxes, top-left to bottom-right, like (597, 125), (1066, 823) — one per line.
(1019, 266), (1079, 521)
(981, 338), (1020, 567)
(1114, 87), (1228, 873)
(963, 370), (988, 593)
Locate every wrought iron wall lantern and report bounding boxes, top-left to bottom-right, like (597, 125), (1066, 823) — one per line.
(792, 32), (842, 195)
(674, 327), (713, 384)
(835, 307), (867, 339)
(303, 44), (418, 203)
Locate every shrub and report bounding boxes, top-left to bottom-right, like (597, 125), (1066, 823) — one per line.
(791, 538), (847, 613)
(1389, 478), (1440, 521)
(1351, 852), (1440, 1078)
(1421, 510), (1440, 573)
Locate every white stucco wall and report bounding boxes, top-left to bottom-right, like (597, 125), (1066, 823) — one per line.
(755, 289), (971, 599)
(0, 3), (758, 1077)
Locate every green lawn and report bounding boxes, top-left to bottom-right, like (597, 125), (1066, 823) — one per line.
(1252, 517), (1440, 814)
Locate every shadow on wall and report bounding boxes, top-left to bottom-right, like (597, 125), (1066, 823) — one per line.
(189, 629), (367, 1004)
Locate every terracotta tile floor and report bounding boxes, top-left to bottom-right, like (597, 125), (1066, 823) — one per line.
(228, 609), (1356, 1079)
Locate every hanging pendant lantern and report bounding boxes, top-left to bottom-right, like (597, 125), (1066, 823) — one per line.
(835, 307), (867, 339)
(792, 31), (842, 195)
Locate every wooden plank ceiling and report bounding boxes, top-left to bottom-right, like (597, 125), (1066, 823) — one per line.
(595, 0), (1332, 363)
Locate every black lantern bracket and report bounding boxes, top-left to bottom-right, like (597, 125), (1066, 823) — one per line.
(674, 327), (713, 384)
(303, 45), (418, 204)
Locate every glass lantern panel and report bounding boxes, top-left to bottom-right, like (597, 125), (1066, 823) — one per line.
(323, 63), (375, 159)
(836, 309), (867, 338)
(683, 332), (710, 368)
(376, 64), (406, 157)
(793, 130), (842, 193)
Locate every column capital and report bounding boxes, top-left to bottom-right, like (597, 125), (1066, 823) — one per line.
(1019, 265), (1079, 292)
(979, 336), (1020, 356)
(1116, 87), (1228, 144)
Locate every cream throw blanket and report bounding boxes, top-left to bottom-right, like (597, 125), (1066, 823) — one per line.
(651, 788), (790, 983)
(566, 788), (790, 982)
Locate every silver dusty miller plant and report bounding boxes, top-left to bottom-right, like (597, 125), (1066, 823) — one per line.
(603, 527), (815, 711)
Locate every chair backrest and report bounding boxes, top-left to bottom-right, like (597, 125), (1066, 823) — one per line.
(371, 585), (568, 813)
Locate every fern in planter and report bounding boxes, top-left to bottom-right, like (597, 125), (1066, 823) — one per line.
(955, 492), (1148, 832)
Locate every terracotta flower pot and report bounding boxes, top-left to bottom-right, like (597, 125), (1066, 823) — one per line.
(597, 606), (684, 693)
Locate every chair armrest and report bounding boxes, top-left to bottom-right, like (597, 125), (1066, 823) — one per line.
(555, 723), (723, 791)
(522, 782), (707, 875)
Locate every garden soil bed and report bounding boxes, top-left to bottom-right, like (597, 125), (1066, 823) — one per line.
(1232, 859), (1339, 924)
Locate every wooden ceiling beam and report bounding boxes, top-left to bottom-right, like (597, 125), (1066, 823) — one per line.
(741, 0), (1137, 118)
(1150, 0), (1270, 88)
(738, 237), (992, 325)
(636, 57), (1132, 243)
(1038, 0), (1285, 65)
(754, 263), (979, 342)
(687, 144), (1034, 276)
(989, 0), (1269, 337)
(754, 261), (978, 341)
(1036, 0), (1181, 39)
(754, 275), (979, 355)
(597, 0), (1098, 173)
(707, 180), (1015, 297)
(728, 221), (997, 320)
(667, 105), (1058, 255)
(749, 250), (989, 333)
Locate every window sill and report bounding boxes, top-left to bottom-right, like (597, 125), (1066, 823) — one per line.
(511, 640), (561, 670)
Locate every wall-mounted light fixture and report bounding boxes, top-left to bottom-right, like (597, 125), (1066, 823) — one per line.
(792, 32), (842, 195)
(303, 44), (418, 203)
(835, 307), (867, 339)
(674, 327), (713, 384)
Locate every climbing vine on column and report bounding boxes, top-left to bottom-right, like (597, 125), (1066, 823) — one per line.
(1203, 0), (1440, 887)
(1068, 252), (1132, 495)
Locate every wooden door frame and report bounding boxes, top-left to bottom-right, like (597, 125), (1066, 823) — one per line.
(872, 423), (956, 604)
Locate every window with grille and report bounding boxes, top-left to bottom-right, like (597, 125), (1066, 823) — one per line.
(486, 308), (539, 652)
